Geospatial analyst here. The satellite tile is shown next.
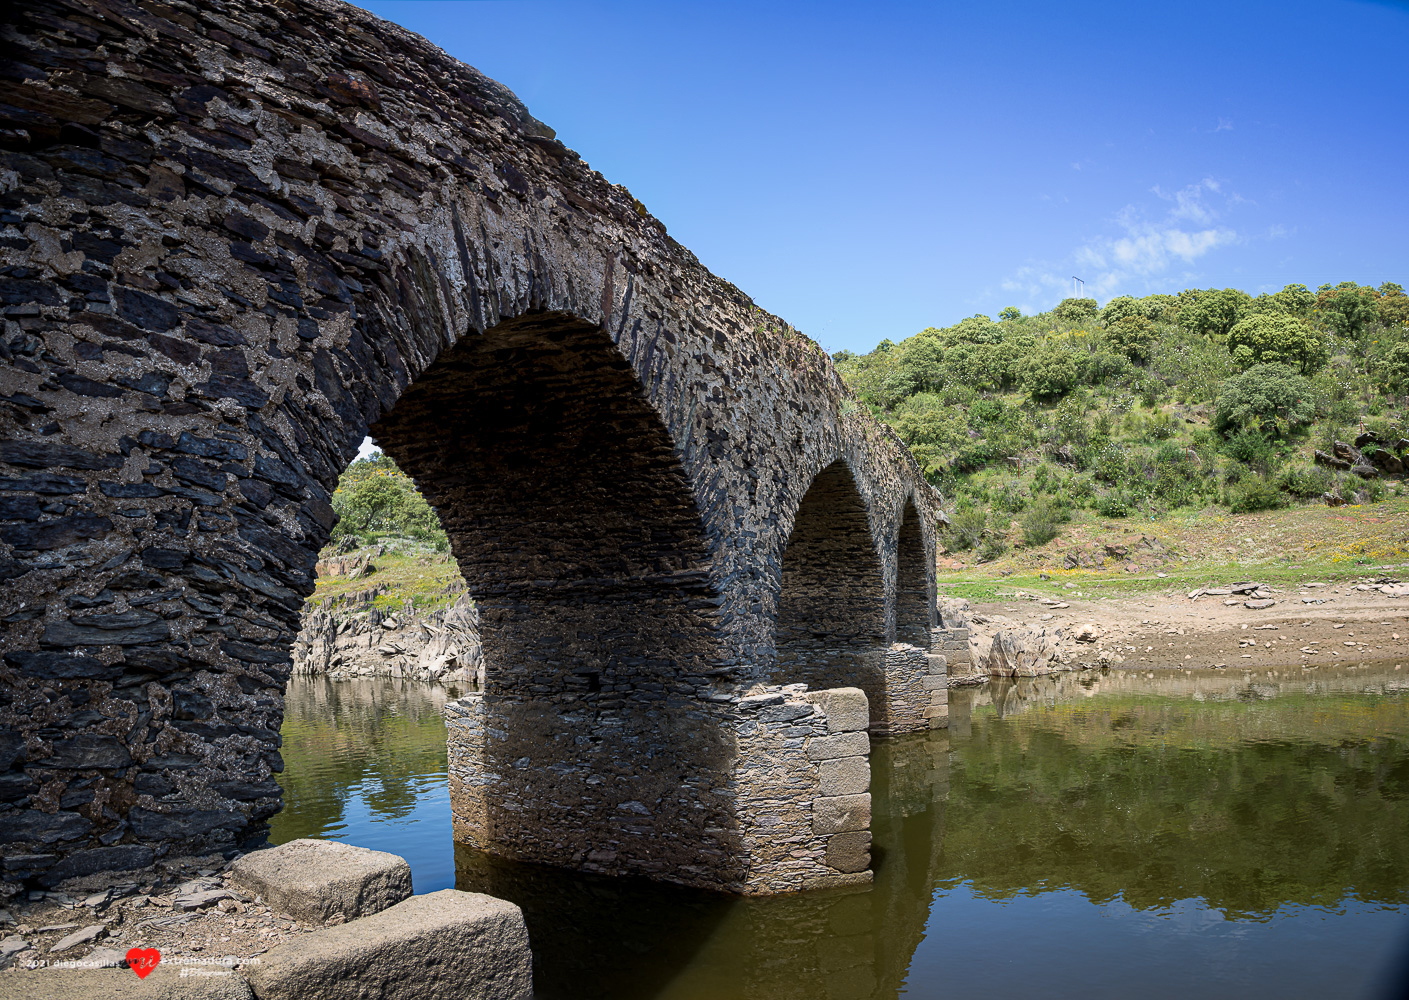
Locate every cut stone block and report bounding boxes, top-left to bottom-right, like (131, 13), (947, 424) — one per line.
(229, 839), (412, 924)
(925, 654), (947, 674)
(813, 793), (871, 835)
(818, 756), (870, 797)
(805, 731), (870, 762)
(244, 889), (532, 1000)
(825, 831), (871, 873)
(803, 687), (869, 733)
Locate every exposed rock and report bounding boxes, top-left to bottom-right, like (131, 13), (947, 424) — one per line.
(1354, 431), (1380, 449)
(1364, 448), (1405, 474)
(1244, 599), (1275, 609)
(1352, 464), (1380, 480)
(1073, 623), (1103, 643)
(292, 595), (482, 686)
(1314, 450), (1352, 471)
(1334, 440), (1366, 465)
(49, 923), (105, 954)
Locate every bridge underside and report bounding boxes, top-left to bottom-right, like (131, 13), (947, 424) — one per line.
(0, 0), (944, 894)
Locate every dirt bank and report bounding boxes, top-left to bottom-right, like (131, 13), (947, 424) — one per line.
(968, 579), (1409, 671)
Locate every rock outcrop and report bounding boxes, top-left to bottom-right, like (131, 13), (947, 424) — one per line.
(292, 596), (483, 686)
(940, 598), (1081, 681)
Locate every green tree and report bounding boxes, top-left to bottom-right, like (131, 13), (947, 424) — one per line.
(1053, 297), (1098, 322)
(998, 306), (1023, 321)
(1212, 364), (1316, 439)
(1315, 282), (1379, 338)
(1226, 313), (1329, 374)
(1019, 344), (1080, 400)
(1181, 287), (1251, 338)
(331, 453), (445, 544)
(1104, 315), (1156, 364)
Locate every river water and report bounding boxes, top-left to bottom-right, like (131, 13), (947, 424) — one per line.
(271, 666), (1409, 999)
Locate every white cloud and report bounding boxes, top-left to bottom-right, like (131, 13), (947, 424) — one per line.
(997, 177), (1245, 308)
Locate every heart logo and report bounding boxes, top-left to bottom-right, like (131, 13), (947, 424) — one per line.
(126, 947), (161, 979)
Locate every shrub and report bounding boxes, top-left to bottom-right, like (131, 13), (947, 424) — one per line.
(1020, 345), (1080, 400)
(944, 507), (986, 551)
(1105, 315), (1157, 364)
(1020, 497), (1069, 547)
(1053, 297), (1099, 322)
(1096, 491), (1133, 517)
(1276, 464), (1334, 499)
(977, 533), (1009, 563)
(1226, 313), (1329, 374)
(1222, 428), (1276, 474)
(1182, 288), (1252, 338)
(1377, 343), (1409, 392)
(1212, 364), (1316, 438)
(1226, 475), (1289, 513)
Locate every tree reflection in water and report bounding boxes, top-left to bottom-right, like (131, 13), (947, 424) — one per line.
(275, 668), (1409, 998)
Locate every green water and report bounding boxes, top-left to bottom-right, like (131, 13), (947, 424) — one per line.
(274, 666), (1409, 998)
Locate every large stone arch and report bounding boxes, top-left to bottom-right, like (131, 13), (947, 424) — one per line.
(0, 0), (944, 891)
(895, 495), (934, 647)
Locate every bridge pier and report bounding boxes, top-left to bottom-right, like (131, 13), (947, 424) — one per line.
(447, 685), (873, 894)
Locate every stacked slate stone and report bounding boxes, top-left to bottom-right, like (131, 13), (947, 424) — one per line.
(0, 0), (942, 893)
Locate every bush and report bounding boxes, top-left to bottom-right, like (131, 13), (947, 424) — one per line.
(1226, 475), (1289, 513)
(1377, 343), (1409, 392)
(1105, 315), (1157, 364)
(1222, 428), (1276, 474)
(1276, 464), (1334, 499)
(944, 507), (986, 551)
(1096, 491), (1133, 517)
(1226, 313), (1328, 374)
(1020, 345), (1080, 400)
(1053, 297), (1099, 322)
(1212, 364), (1316, 438)
(976, 533), (1009, 563)
(1182, 288), (1252, 338)
(1020, 497), (1069, 547)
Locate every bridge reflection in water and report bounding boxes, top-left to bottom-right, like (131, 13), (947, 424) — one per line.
(277, 667), (1409, 999)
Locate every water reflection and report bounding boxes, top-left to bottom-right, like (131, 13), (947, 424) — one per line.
(277, 666), (1409, 998)
(271, 676), (459, 892)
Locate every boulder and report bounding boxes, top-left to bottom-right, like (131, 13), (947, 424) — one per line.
(1314, 450), (1351, 471)
(229, 839), (411, 924)
(1073, 623), (1102, 643)
(1334, 440), (1365, 465)
(1352, 464), (1380, 480)
(1364, 448), (1405, 474)
(1244, 599), (1275, 609)
(1355, 430), (1381, 449)
(1323, 491), (1346, 507)
(244, 889), (533, 1000)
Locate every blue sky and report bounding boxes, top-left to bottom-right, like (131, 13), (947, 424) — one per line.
(360, 0), (1409, 355)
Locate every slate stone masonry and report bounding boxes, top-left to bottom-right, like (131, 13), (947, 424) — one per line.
(0, 0), (943, 891)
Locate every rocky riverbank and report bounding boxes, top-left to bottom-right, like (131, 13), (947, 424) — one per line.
(291, 596), (483, 687)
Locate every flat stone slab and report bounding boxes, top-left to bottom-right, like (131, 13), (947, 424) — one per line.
(229, 839), (411, 924)
(243, 889), (532, 1000)
(803, 688), (869, 734)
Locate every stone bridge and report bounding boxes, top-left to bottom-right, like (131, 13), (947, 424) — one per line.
(0, 0), (947, 894)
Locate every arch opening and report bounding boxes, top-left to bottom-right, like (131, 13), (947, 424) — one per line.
(895, 498), (932, 647)
(366, 311), (741, 888)
(770, 460), (887, 715)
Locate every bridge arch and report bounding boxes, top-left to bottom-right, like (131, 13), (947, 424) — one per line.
(0, 0), (944, 893)
(894, 495), (934, 647)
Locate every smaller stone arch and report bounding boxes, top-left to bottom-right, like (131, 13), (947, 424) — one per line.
(894, 496), (933, 646)
(771, 459), (888, 715)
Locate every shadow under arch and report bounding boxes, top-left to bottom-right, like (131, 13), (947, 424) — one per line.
(364, 311), (742, 889)
(770, 459), (888, 719)
(894, 496), (933, 647)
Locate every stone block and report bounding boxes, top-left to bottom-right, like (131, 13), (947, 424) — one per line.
(0, 963), (253, 998)
(244, 889), (532, 1000)
(925, 654), (947, 674)
(805, 731), (870, 762)
(825, 831), (871, 873)
(922, 675), (947, 690)
(813, 793), (871, 835)
(803, 687), (869, 733)
(229, 839), (412, 924)
(818, 756), (870, 796)
(923, 704), (949, 720)
(801, 870), (873, 891)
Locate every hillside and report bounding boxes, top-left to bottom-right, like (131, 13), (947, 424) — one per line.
(835, 282), (1409, 563)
